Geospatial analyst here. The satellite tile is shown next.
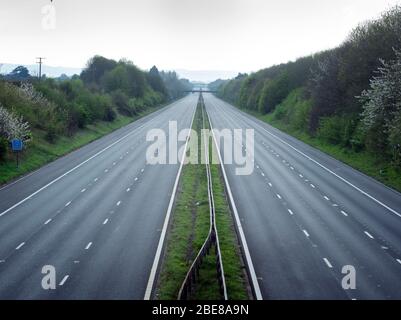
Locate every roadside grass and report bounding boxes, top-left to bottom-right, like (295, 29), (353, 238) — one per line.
(156, 98), (249, 300)
(0, 106), (161, 185)
(242, 109), (401, 193)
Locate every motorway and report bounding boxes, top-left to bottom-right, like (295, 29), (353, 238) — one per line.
(0, 94), (197, 299)
(204, 93), (401, 300)
(1, 91), (401, 300)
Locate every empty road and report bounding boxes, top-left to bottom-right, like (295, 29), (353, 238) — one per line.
(204, 93), (401, 300)
(0, 94), (197, 299)
(2, 91), (401, 300)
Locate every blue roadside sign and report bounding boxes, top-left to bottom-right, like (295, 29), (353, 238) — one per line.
(11, 139), (23, 152)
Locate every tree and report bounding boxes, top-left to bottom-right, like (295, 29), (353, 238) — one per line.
(147, 66), (166, 96)
(8, 66), (30, 80)
(80, 56), (117, 85)
(0, 103), (31, 142)
(359, 49), (401, 163)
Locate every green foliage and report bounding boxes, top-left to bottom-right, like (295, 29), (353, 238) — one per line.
(0, 54), (189, 170)
(358, 49), (401, 164)
(147, 66), (167, 96)
(271, 88), (312, 131)
(258, 72), (289, 114)
(317, 115), (356, 147)
(160, 71), (192, 100)
(218, 5), (401, 171)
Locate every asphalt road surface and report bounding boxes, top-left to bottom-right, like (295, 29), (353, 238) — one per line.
(204, 93), (401, 300)
(0, 94), (197, 299)
(2, 91), (401, 300)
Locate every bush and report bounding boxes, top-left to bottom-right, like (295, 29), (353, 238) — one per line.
(317, 116), (355, 146)
(111, 90), (133, 116)
(258, 72), (289, 114)
(271, 88), (312, 131)
(103, 106), (117, 122)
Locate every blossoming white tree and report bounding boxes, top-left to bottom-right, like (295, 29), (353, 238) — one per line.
(0, 103), (31, 142)
(359, 49), (401, 164)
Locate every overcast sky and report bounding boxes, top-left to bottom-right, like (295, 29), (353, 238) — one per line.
(1, 0), (400, 80)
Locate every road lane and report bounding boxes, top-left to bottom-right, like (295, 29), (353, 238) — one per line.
(204, 93), (401, 299)
(0, 94), (197, 299)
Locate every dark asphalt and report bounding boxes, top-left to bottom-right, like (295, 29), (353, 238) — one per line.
(0, 94), (197, 299)
(2, 91), (401, 300)
(204, 93), (401, 300)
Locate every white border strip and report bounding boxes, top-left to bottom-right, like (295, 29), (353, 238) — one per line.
(144, 103), (197, 300)
(206, 109), (263, 300)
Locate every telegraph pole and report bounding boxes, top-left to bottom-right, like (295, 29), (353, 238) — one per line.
(36, 57), (45, 81)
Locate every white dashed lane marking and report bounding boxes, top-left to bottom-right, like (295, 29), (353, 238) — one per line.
(324, 196), (330, 201)
(59, 275), (69, 286)
(16, 242), (25, 250)
(364, 231), (374, 239)
(341, 210), (349, 217)
(126, 188), (131, 192)
(44, 219), (52, 225)
(303, 230), (310, 238)
(323, 258), (333, 268)
(103, 218), (109, 225)
(81, 188), (86, 193)
(65, 201), (71, 207)
(85, 242), (93, 250)
(397, 259), (401, 265)
(276, 194), (282, 200)
(288, 209), (294, 215)
(116, 201), (121, 206)
(310, 184), (315, 188)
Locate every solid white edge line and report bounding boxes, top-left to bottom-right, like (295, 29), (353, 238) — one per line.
(206, 107), (263, 300)
(0, 120), (151, 218)
(144, 102), (196, 300)
(238, 110), (401, 219)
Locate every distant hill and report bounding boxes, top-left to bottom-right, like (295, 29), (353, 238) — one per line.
(0, 63), (82, 78)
